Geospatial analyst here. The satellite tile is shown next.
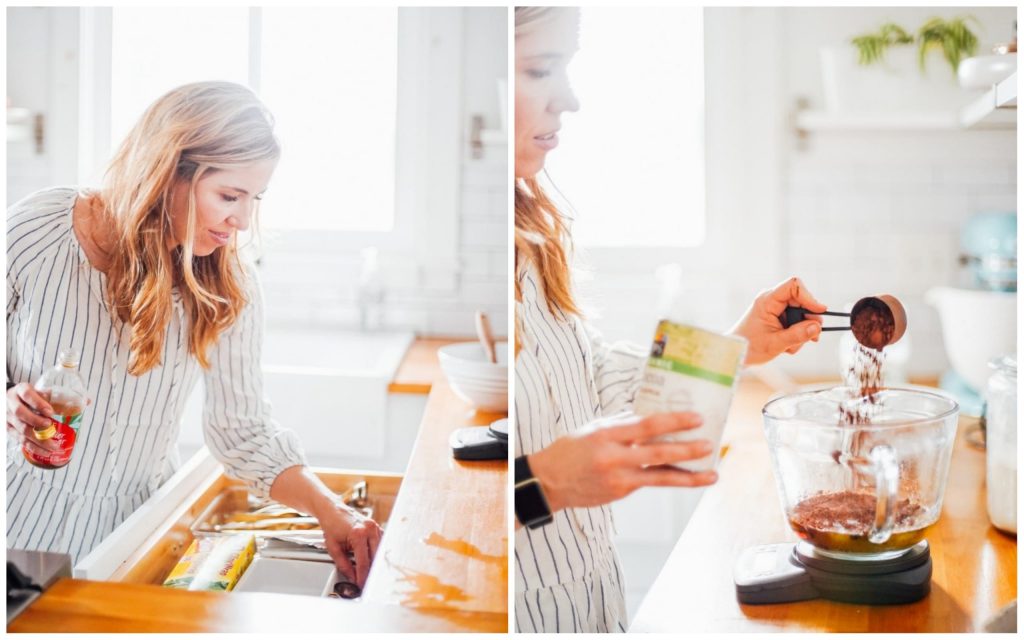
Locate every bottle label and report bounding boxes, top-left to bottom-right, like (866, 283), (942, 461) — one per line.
(23, 413), (80, 468)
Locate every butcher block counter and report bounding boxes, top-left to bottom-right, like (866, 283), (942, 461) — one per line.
(9, 338), (508, 633)
(631, 378), (1017, 633)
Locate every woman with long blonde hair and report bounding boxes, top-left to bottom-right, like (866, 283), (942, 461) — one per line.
(513, 8), (826, 632)
(7, 81), (380, 587)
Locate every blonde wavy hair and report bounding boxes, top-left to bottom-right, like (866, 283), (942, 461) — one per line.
(98, 81), (279, 375)
(515, 7), (580, 335)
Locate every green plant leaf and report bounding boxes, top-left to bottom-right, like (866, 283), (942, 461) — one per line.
(851, 22), (915, 66)
(916, 15), (980, 75)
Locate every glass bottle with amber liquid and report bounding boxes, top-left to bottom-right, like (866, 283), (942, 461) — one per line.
(23, 349), (87, 469)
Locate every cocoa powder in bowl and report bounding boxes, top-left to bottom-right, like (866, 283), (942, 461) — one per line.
(789, 490), (928, 553)
(791, 491), (922, 533)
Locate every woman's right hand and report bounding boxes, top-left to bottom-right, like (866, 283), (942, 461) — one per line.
(526, 411), (718, 513)
(6, 383), (59, 453)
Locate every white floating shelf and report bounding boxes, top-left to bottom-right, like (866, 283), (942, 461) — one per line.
(796, 73), (1016, 133)
(796, 111), (963, 131)
(960, 71), (1017, 129)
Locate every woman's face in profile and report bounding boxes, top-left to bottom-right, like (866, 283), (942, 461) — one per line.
(514, 9), (581, 179)
(170, 159), (276, 256)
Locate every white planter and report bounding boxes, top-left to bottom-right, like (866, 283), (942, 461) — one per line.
(820, 45), (983, 113)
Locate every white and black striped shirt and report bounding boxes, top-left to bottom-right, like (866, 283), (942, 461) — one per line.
(515, 264), (647, 633)
(6, 187), (306, 563)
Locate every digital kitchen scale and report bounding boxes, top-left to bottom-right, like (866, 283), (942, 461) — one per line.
(449, 419), (507, 461)
(734, 541), (931, 605)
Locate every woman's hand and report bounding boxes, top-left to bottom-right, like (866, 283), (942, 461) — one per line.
(313, 502), (383, 590)
(269, 466), (383, 590)
(526, 411), (717, 514)
(6, 383), (60, 455)
(730, 276), (826, 366)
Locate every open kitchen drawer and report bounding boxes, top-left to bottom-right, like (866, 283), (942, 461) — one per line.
(75, 447), (401, 586)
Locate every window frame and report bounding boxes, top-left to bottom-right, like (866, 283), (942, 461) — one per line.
(78, 6), (462, 269)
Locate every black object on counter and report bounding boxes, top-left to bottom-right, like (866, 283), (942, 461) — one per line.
(7, 549), (71, 624)
(449, 419), (508, 461)
(735, 541), (932, 605)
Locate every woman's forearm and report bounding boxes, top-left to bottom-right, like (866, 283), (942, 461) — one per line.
(268, 464), (338, 519)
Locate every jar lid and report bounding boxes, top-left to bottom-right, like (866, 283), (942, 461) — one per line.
(989, 354), (1017, 377)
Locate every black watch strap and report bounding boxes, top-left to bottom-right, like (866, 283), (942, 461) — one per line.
(515, 455), (553, 529)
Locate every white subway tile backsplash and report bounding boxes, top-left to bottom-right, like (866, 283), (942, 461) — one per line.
(459, 250), (493, 279)
(461, 217), (507, 249)
(461, 161), (506, 188)
(460, 188), (491, 218)
(935, 162), (1016, 187)
(966, 187), (1018, 213)
(257, 139), (508, 334)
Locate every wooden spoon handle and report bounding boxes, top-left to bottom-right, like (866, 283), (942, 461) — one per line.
(475, 311), (497, 364)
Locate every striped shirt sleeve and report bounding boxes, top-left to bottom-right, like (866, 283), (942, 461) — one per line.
(583, 322), (647, 416)
(201, 262), (306, 499)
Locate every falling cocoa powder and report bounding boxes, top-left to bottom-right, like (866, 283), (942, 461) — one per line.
(838, 344), (886, 426)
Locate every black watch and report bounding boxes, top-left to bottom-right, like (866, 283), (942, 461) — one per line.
(515, 455), (553, 529)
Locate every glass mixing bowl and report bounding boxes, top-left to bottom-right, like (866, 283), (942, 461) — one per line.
(763, 387), (959, 560)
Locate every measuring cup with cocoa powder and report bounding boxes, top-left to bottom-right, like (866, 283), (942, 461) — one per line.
(779, 295), (907, 351)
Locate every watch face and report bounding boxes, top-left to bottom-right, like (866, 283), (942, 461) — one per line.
(515, 478), (552, 528)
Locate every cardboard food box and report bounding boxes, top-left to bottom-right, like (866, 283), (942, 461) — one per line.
(162, 534), (256, 591)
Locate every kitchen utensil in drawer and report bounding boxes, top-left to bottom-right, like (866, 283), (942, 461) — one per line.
(192, 482), (379, 535)
(258, 534), (333, 563)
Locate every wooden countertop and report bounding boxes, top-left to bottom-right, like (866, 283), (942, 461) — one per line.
(362, 380), (507, 627)
(8, 579), (505, 633)
(631, 378), (1017, 633)
(10, 347), (508, 633)
(388, 337), (470, 394)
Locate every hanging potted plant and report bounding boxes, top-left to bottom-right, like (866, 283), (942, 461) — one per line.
(849, 16), (979, 76)
(821, 15), (983, 113)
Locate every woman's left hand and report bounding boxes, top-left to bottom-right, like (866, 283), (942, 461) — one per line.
(730, 276), (826, 366)
(314, 503), (383, 590)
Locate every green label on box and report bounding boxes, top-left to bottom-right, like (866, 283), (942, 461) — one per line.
(647, 320), (746, 388)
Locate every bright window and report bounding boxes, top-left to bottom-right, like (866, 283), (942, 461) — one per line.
(543, 7), (705, 248)
(258, 8), (397, 232)
(109, 7), (399, 233)
(110, 8), (250, 149)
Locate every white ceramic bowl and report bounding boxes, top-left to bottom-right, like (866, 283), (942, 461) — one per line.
(438, 342), (508, 380)
(438, 341), (508, 412)
(446, 381), (508, 412)
(925, 286), (1017, 391)
(447, 377), (507, 393)
(958, 54), (1016, 89)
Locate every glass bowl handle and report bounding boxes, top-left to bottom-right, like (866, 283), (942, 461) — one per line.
(868, 444), (898, 544)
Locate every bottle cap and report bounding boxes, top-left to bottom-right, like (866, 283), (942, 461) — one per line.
(58, 348), (81, 369)
(33, 421), (57, 440)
